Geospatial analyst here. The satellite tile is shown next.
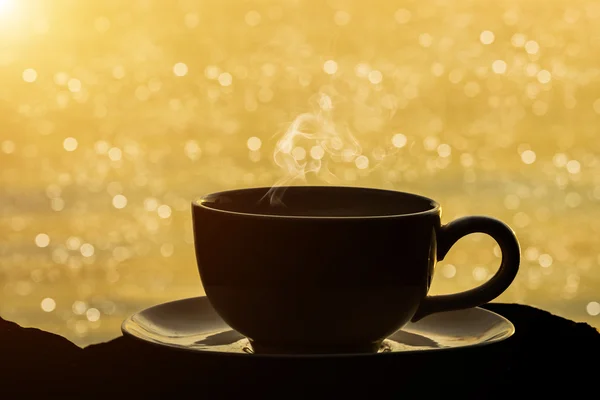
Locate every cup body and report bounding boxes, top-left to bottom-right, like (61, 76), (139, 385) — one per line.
(192, 186), (441, 353)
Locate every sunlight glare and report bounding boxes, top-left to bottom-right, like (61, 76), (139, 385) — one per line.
(0, 0), (16, 16)
(0, 0), (22, 30)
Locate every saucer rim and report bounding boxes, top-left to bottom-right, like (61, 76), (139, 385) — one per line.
(121, 296), (515, 359)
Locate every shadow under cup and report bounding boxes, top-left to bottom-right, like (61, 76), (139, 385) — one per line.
(191, 186), (520, 354)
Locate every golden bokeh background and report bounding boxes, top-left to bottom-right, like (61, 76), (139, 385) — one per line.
(1, 0), (599, 346)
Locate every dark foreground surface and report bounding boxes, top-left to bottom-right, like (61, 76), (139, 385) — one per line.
(1, 303), (598, 398)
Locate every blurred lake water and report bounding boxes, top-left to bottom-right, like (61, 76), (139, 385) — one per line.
(0, 0), (599, 346)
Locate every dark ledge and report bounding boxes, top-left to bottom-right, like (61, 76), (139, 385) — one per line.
(1, 303), (598, 397)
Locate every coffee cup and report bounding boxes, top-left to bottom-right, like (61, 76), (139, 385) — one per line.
(192, 186), (520, 354)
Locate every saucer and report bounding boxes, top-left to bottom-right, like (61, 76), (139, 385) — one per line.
(121, 296), (514, 357)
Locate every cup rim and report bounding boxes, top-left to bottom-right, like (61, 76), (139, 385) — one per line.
(192, 186), (441, 220)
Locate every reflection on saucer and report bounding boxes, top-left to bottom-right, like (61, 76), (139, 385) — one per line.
(193, 329), (250, 353)
(193, 327), (441, 355)
(387, 330), (440, 349)
(194, 330), (246, 346)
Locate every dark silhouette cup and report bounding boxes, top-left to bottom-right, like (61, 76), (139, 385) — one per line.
(192, 186), (520, 354)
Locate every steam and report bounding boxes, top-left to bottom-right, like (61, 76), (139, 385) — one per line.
(263, 92), (386, 207)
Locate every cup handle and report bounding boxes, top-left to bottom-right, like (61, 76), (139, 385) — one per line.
(411, 216), (521, 322)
